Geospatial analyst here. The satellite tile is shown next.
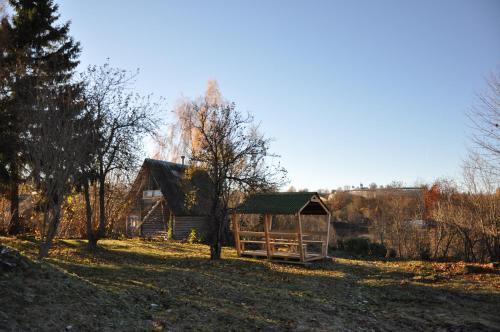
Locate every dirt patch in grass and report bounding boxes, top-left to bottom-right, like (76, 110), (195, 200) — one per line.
(1, 237), (499, 331)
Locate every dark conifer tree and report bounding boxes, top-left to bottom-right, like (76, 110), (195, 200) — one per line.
(0, 0), (80, 235)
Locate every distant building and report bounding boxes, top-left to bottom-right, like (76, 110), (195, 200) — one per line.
(341, 187), (424, 200)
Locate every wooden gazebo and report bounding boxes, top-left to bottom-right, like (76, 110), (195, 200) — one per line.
(232, 192), (331, 264)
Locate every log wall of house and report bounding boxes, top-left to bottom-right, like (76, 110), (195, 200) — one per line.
(173, 216), (209, 240)
(141, 201), (168, 237)
(127, 165), (210, 239)
(126, 192), (143, 236)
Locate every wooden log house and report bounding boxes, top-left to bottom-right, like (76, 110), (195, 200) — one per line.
(233, 192), (331, 264)
(126, 158), (212, 239)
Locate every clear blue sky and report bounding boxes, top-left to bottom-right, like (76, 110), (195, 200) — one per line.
(57, 0), (500, 190)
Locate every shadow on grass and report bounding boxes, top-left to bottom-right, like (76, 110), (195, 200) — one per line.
(2, 238), (500, 331)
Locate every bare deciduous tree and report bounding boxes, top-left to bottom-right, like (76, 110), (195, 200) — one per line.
(463, 154), (500, 261)
(169, 81), (287, 259)
(468, 71), (500, 174)
(80, 63), (159, 249)
(24, 87), (87, 259)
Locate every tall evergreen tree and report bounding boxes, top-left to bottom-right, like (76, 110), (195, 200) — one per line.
(0, 0), (80, 235)
(0, 13), (13, 187)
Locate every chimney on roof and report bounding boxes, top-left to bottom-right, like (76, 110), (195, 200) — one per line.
(181, 156), (185, 166)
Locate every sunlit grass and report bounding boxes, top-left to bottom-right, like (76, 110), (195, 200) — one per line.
(1, 237), (499, 331)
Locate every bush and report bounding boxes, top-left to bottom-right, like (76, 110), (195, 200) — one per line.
(336, 239), (344, 250)
(419, 247), (431, 261)
(344, 237), (370, 255)
(187, 229), (202, 244)
(16, 233), (37, 243)
(387, 248), (397, 258)
(167, 217), (173, 240)
(342, 238), (387, 258)
(368, 242), (387, 258)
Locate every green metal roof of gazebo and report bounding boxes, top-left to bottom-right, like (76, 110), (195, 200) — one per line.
(235, 192), (330, 215)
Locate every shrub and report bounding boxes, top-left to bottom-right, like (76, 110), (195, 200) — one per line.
(16, 233), (37, 243)
(342, 238), (388, 258)
(419, 247), (431, 261)
(167, 216), (173, 240)
(368, 242), (387, 258)
(336, 239), (344, 250)
(387, 248), (397, 258)
(187, 229), (201, 244)
(344, 237), (370, 255)
(110, 232), (126, 240)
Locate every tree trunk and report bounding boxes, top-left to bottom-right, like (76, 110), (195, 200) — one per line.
(209, 194), (223, 260)
(7, 163), (21, 235)
(38, 241), (51, 260)
(83, 180), (97, 250)
(210, 215), (225, 260)
(210, 241), (221, 260)
(442, 231), (454, 258)
(38, 203), (61, 260)
(96, 175), (106, 241)
(433, 226), (443, 259)
(209, 213), (222, 260)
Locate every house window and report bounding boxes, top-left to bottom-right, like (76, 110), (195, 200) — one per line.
(143, 190), (162, 199)
(128, 215), (139, 228)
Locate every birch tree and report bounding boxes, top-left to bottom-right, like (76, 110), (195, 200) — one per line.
(168, 81), (287, 259)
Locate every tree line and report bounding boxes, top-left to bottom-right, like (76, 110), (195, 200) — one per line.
(326, 178), (498, 262)
(324, 72), (499, 262)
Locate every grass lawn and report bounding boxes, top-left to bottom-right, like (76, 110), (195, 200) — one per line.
(1, 237), (499, 331)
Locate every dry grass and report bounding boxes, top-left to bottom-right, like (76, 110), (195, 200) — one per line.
(1, 237), (499, 331)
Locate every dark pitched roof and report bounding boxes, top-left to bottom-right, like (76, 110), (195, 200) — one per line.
(134, 158), (213, 216)
(235, 192), (330, 215)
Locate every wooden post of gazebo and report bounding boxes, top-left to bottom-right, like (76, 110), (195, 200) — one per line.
(297, 213), (305, 262)
(264, 214), (271, 259)
(324, 213), (331, 257)
(232, 211), (241, 256)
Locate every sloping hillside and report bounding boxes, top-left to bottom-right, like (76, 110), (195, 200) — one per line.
(1, 238), (499, 331)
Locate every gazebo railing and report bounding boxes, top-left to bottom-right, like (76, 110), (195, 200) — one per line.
(235, 229), (328, 262)
(232, 193), (331, 264)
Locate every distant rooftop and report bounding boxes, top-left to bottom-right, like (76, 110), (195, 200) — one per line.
(346, 187), (423, 192)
